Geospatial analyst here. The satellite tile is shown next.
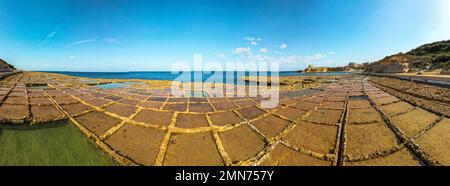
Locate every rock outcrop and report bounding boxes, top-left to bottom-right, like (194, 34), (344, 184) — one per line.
(442, 65), (450, 75)
(304, 65), (328, 72)
(381, 62), (409, 73)
(303, 64), (351, 73)
(0, 58), (15, 72)
(365, 53), (412, 73)
(366, 62), (410, 73)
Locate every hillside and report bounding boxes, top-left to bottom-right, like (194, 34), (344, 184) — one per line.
(0, 58), (16, 72)
(365, 40), (450, 74)
(407, 40), (450, 70)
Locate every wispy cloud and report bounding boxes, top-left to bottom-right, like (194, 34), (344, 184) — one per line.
(38, 18), (70, 48)
(103, 37), (121, 44)
(279, 43), (288, 49)
(72, 39), (96, 45)
(359, 2), (392, 31)
(31, 62), (50, 66)
(65, 39), (96, 48)
(38, 32), (57, 47)
(259, 48), (268, 53)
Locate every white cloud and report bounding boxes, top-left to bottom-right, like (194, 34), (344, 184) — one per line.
(274, 51), (282, 54)
(244, 36), (261, 45)
(103, 38), (120, 44)
(244, 36), (256, 41)
(244, 36), (262, 41)
(279, 44), (288, 49)
(250, 55), (270, 61)
(305, 53), (326, 62)
(65, 39), (96, 48)
(259, 48), (268, 53)
(213, 52), (226, 58)
(264, 53), (327, 64)
(327, 51), (336, 55)
(238, 51), (329, 66)
(232, 47), (252, 55)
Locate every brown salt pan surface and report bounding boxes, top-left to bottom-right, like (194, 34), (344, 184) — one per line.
(175, 113), (209, 128)
(74, 111), (122, 136)
(104, 103), (137, 117)
(105, 124), (165, 165)
(345, 149), (423, 166)
(251, 115), (290, 138)
(306, 109), (342, 125)
(219, 125), (266, 162)
(260, 144), (332, 166)
(345, 122), (399, 156)
(283, 121), (337, 154)
(347, 107), (382, 124)
(208, 111), (243, 126)
(274, 107), (307, 121)
(163, 133), (224, 166)
(391, 108), (439, 137)
(236, 106), (266, 120)
(415, 119), (450, 165)
(133, 109), (173, 126)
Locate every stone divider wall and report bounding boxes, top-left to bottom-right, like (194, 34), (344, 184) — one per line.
(364, 73), (450, 87)
(0, 70), (22, 80)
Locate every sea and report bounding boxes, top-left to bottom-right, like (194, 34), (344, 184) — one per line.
(41, 71), (351, 83)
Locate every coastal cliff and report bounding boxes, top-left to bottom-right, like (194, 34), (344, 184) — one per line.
(365, 53), (411, 73)
(0, 58), (16, 72)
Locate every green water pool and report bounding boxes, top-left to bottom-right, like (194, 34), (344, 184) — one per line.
(0, 121), (117, 166)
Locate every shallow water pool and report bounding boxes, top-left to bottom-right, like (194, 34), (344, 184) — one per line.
(96, 82), (137, 89)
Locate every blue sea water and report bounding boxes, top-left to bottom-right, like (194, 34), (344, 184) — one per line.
(41, 71), (351, 83)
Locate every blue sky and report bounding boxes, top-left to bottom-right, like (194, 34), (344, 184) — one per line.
(0, 0), (449, 71)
